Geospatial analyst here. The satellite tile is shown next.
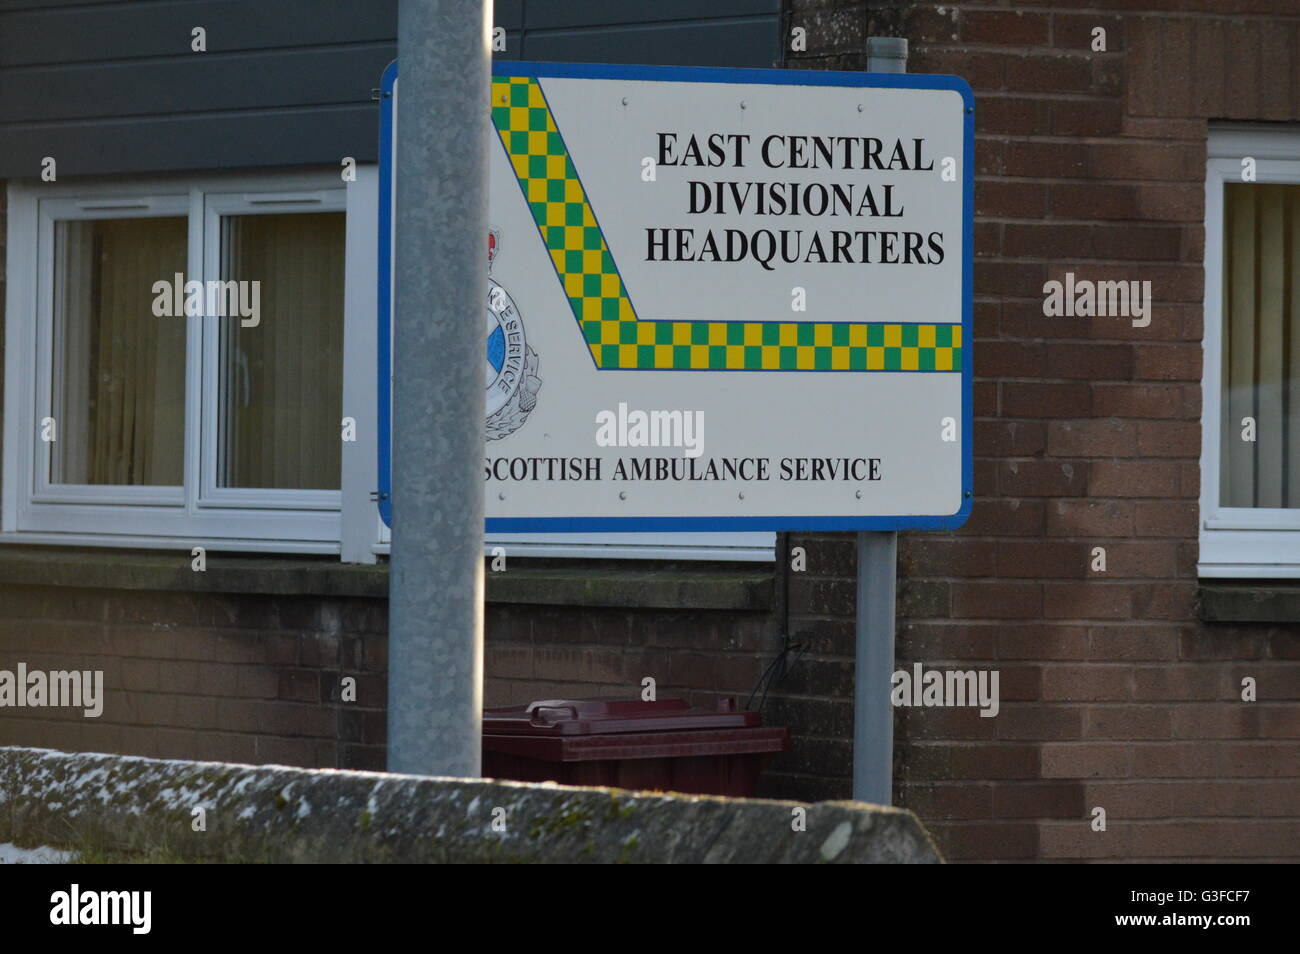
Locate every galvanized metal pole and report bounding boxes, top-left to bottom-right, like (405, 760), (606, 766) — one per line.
(853, 531), (897, 804)
(853, 36), (908, 805)
(388, 0), (491, 777)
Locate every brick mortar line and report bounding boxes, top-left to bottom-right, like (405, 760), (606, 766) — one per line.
(917, 49), (1130, 61)
(918, 9), (1300, 23)
(972, 176), (1208, 187)
(979, 297), (1202, 306)
(905, 739), (1295, 746)
(905, 779), (1297, 785)
(899, 621), (1222, 629)
(975, 217), (1202, 226)
(976, 255), (1202, 266)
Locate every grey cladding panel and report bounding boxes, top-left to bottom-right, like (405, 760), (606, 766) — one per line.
(524, 20), (779, 69)
(4, 105), (380, 179)
(0, 0), (398, 68)
(0, 0), (777, 178)
(496, 0), (522, 30)
(524, 0), (780, 30)
(0, 0), (127, 8)
(2, 46), (395, 123)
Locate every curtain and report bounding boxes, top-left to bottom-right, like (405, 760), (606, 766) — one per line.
(52, 217), (186, 485)
(220, 212), (345, 490)
(1221, 184), (1300, 509)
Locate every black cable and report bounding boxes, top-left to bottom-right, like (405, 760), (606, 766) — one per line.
(745, 628), (809, 714)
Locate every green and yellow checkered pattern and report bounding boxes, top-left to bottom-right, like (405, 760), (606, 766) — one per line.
(490, 75), (962, 372)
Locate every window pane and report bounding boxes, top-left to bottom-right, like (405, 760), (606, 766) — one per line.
(218, 212), (345, 490)
(1221, 184), (1300, 508)
(51, 216), (187, 485)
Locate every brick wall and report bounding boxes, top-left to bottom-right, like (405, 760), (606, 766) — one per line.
(786, 0), (1300, 861)
(485, 604), (776, 720)
(0, 572), (811, 792)
(0, 585), (391, 772)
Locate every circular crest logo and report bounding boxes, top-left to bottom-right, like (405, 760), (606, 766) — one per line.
(485, 229), (541, 439)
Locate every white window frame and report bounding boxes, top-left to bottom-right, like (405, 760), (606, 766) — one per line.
(3, 170), (348, 554)
(4, 166), (773, 563)
(32, 193), (191, 509)
(1200, 125), (1300, 578)
(198, 189), (346, 514)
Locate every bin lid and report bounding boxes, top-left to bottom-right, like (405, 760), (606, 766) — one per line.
(482, 698), (763, 736)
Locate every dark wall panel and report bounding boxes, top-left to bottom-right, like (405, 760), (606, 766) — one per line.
(1, 46), (396, 123)
(496, 0), (523, 31)
(2, 105), (380, 180)
(524, 0), (781, 30)
(523, 20), (781, 68)
(0, 1), (398, 68)
(0, 0), (779, 179)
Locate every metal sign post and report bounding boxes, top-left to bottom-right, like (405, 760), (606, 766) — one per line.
(853, 36), (909, 806)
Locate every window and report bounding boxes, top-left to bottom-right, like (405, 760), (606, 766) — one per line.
(4, 172), (349, 552)
(51, 214), (188, 488)
(1201, 127), (1300, 577)
(213, 210), (345, 493)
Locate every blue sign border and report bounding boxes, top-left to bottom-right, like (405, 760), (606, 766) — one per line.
(378, 59), (974, 532)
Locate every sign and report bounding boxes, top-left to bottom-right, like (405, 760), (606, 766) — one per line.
(379, 61), (973, 531)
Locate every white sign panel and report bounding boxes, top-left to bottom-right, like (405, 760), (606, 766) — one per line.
(379, 61), (973, 532)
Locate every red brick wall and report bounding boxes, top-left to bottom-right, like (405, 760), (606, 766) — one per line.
(0, 586), (390, 772)
(0, 578), (803, 791)
(788, 0), (1300, 861)
(486, 604), (776, 718)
